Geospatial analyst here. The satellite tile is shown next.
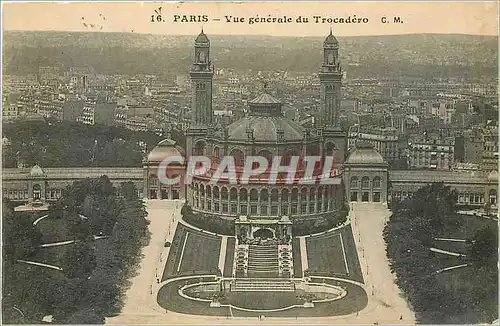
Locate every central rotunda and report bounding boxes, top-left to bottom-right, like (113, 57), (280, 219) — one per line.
(183, 29), (348, 241)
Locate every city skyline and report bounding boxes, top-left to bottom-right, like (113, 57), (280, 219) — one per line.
(2, 1), (499, 37)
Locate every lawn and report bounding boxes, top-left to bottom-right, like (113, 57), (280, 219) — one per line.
(305, 225), (364, 283)
(223, 237), (235, 277)
(226, 291), (302, 310)
(29, 237), (111, 271)
(441, 214), (497, 240)
(32, 245), (71, 268)
(156, 276), (229, 316)
(35, 216), (72, 243)
(292, 237), (303, 278)
(156, 276), (368, 317)
(161, 223), (221, 281)
(431, 240), (467, 254)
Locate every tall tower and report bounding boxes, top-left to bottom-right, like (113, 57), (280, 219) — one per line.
(318, 29), (347, 165)
(186, 29), (214, 159)
(190, 29), (214, 126)
(319, 28), (342, 128)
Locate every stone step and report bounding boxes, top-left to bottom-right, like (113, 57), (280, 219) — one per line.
(248, 266), (277, 270)
(232, 279), (294, 292)
(248, 256), (278, 260)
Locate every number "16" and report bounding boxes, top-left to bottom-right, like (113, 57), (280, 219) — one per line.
(151, 7), (163, 23)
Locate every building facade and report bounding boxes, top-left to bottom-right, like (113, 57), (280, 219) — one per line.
(3, 31), (498, 218)
(177, 30), (347, 222)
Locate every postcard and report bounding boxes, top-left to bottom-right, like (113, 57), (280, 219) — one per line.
(2, 1), (498, 325)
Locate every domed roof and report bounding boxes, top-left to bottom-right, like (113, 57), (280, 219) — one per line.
(346, 142), (386, 165)
(195, 29), (209, 44)
(226, 116), (304, 142)
(147, 139), (185, 163)
(487, 170), (498, 182)
(248, 93), (282, 105)
(324, 29), (338, 45)
(30, 164), (44, 177)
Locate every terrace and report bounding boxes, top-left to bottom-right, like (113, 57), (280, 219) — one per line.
(305, 225), (364, 283)
(161, 223), (222, 281)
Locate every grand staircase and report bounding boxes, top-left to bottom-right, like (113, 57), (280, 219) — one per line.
(247, 244), (279, 278)
(231, 279), (295, 292)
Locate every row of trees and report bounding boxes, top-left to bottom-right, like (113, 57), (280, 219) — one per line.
(384, 183), (498, 324)
(2, 178), (150, 324)
(2, 120), (167, 168)
(292, 204), (349, 236)
(182, 205), (235, 235)
(181, 202), (349, 237)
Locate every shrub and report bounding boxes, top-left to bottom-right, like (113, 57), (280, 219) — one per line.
(182, 207), (235, 236)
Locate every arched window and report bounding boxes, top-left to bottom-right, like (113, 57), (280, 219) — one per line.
(221, 187), (228, 200)
(200, 184), (205, 196)
(206, 185), (212, 198)
(257, 150), (273, 170)
(489, 189), (497, 205)
(198, 51), (206, 63)
(271, 189), (279, 201)
(260, 189), (269, 202)
(300, 188), (308, 201)
(194, 140), (206, 155)
(282, 148), (300, 166)
(291, 188), (299, 202)
(240, 189), (248, 201)
(309, 189), (316, 201)
(230, 148), (245, 166)
(325, 142), (336, 156)
(230, 188), (237, 200)
(33, 184), (41, 200)
(282, 189), (290, 202)
(350, 177), (359, 188)
(317, 186), (323, 199)
(213, 146), (220, 157)
(213, 186), (219, 199)
(328, 53), (334, 65)
(361, 177), (370, 189)
(373, 177), (381, 189)
(250, 189), (258, 201)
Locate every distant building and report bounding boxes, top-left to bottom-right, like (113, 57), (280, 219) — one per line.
(76, 98), (116, 125)
(482, 123), (499, 171)
(407, 135), (455, 170)
(463, 127), (484, 164)
(2, 103), (19, 120)
(38, 66), (60, 84)
(69, 66), (95, 76)
(348, 127), (399, 164)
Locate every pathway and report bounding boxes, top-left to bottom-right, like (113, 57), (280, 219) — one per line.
(434, 238), (467, 242)
(106, 199), (181, 324)
(299, 237), (308, 274)
(33, 214), (49, 226)
(436, 263), (469, 274)
(106, 201), (417, 324)
(218, 236), (228, 273)
(430, 247), (466, 257)
(350, 202), (416, 324)
(16, 259), (62, 271)
(38, 235), (109, 248)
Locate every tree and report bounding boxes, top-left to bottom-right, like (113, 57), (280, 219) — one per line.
(62, 242), (97, 279)
(3, 203), (43, 261)
(466, 226), (498, 268)
(64, 308), (105, 324)
(66, 212), (93, 242)
(382, 182), (487, 324)
(120, 181), (139, 201)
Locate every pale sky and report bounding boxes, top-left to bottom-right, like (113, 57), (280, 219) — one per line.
(2, 1), (499, 37)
